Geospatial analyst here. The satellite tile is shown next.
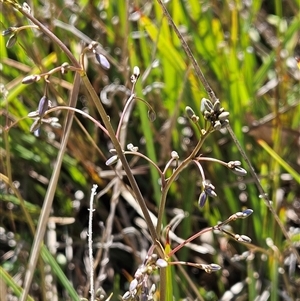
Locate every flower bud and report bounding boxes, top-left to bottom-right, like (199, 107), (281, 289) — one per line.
(105, 155), (119, 166)
(22, 74), (41, 84)
(156, 258), (168, 268)
(148, 110), (156, 122)
(2, 27), (17, 36)
(95, 53), (110, 69)
(133, 66), (140, 78)
(198, 191), (208, 207)
(30, 118), (41, 132)
(213, 100), (221, 112)
(200, 98), (213, 113)
(218, 111), (230, 121)
(38, 95), (48, 117)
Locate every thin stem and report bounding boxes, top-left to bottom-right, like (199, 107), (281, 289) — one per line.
(45, 106), (109, 136)
(88, 185), (98, 301)
(167, 227), (213, 257)
(123, 151), (163, 178)
(80, 75), (161, 251)
(156, 131), (210, 235)
(156, 0), (218, 104)
(18, 6), (80, 68)
(116, 94), (135, 139)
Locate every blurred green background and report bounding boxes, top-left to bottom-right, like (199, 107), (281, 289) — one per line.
(1, 0), (299, 300)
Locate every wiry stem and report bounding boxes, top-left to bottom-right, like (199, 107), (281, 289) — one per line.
(88, 185), (98, 301)
(81, 75), (161, 252)
(156, 131), (210, 235)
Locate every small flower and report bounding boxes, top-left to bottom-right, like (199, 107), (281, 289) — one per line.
(127, 143), (138, 152)
(30, 118), (41, 132)
(105, 155), (119, 166)
(156, 258), (168, 268)
(2, 27), (17, 36)
(203, 181), (217, 198)
(185, 106), (195, 118)
(241, 208), (253, 218)
(227, 161), (241, 168)
(213, 100), (221, 112)
(38, 95), (48, 117)
(49, 118), (61, 129)
(185, 106), (199, 123)
(133, 66), (140, 77)
(213, 120), (222, 130)
(147, 109), (156, 122)
(22, 74), (41, 84)
(234, 234), (252, 243)
(129, 278), (138, 292)
(209, 263), (221, 271)
(122, 291), (131, 300)
(95, 53), (110, 70)
(200, 98), (214, 113)
(200, 98), (230, 130)
(227, 161), (247, 176)
(28, 110), (39, 118)
(171, 151), (179, 159)
(61, 62), (70, 74)
(218, 111), (230, 121)
(198, 191), (208, 208)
